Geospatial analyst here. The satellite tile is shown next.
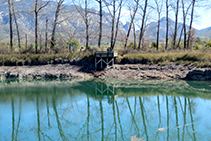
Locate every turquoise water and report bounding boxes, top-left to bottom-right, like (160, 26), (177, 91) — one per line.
(0, 79), (211, 141)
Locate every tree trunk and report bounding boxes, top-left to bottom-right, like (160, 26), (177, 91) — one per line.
(12, 0), (21, 52)
(39, 34), (42, 52)
(177, 26), (184, 48)
(172, 0), (179, 49)
(8, 0), (13, 53)
(124, 0), (139, 49)
(25, 34), (28, 50)
(51, 0), (63, 49)
(138, 0), (148, 50)
(35, 0), (38, 54)
(110, 0), (116, 49)
(182, 0), (187, 49)
(98, 0), (102, 48)
(156, 13), (161, 51)
(187, 0), (195, 49)
(165, 0), (169, 50)
(113, 0), (123, 49)
(133, 23), (137, 49)
(85, 0), (89, 50)
(45, 17), (48, 53)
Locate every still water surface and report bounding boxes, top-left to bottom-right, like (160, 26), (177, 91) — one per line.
(0, 79), (211, 141)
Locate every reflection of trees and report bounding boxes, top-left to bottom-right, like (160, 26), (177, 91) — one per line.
(36, 95), (41, 141)
(126, 97), (140, 137)
(1, 80), (206, 141)
(112, 101), (117, 141)
(115, 101), (124, 141)
(46, 96), (51, 129)
(99, 101), (104, 141)
(139, 97), (149, 141)
(12, 95), (15, 141)
(174, 97), (180, 141)
(182, 98), (187, 141)
(188, 98), (196, 141)
(87, 95), (90, 141)
(166, 96), (169, 141)
(52, 96), (68, 141)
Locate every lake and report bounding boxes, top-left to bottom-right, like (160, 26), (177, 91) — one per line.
(0, 79), (211, 141)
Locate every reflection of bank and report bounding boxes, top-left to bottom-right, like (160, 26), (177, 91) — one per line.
(95, 83), (118, 104)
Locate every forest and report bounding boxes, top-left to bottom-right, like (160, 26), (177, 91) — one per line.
(0, 0), (211, 66)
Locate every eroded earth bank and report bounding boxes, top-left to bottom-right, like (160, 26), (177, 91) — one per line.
(0, 64), (211, 81)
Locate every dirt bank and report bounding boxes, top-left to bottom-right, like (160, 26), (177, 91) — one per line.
(1, 64), (211, 81)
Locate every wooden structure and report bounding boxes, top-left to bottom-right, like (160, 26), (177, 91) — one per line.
(95, 51), (118, 68)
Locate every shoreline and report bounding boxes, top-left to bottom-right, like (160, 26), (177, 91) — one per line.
(0, 64), (211, 81)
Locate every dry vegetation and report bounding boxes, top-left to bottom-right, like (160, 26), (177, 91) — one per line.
(1, 39), (211, 68)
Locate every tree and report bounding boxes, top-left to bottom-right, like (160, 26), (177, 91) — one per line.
(95, 0), (102, 48)
(124, 0), (139, 49)
(74, 0), (91, 50)
(34, 0), (50, 54)
(138, 0), (148, 50)
(154, 0), (163, 51)
(12, 0), (21, 51)
(187, 0), (196, 49)
(45, 16), (48, 53)
(181, 0), (187, 49)
(172, 0), (180, 49)
(177, 2), (191, 48)
(51, 0), (64, 51)
(104, 0), (123, 49)
(165, 0), (169, 50)
(7, 0), (13, 52)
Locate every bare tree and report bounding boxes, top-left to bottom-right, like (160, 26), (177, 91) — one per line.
(7, 0), (13, 52)
(154, 0), (163, 51)
(187, 0), (196, 49)
(45, 16), (48, 53)
(138, 0), (148, 50)
(95, 0), (102, 48)
(51, 0), (64, 50)
(181, 0), (187, 49)
(11, 0), (21, 51)
(124, 0), (139, 49)
(172, 0), (180, 49)
(133, 23), (137, 49)
(105, 0), (123, 49)
(34, 0), (50, 54)
(177, 3), (191, 48)
(74, 0), (91, 50)
(165, 0), (169, 50)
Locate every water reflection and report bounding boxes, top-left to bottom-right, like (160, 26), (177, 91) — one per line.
(0, 79), (211, 140)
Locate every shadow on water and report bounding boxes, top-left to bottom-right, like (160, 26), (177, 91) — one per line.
(0, 79), (211, 140)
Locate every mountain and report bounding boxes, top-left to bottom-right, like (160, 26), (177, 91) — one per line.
(0, 0), (127, 45)
(0, 0), (210, 45)
(132, 17), (211, 42)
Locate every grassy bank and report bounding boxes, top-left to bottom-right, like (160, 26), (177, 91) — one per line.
(0, 51), (211, 68)
(118, 51), (211, 67)
(0, 53), (94, 66)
